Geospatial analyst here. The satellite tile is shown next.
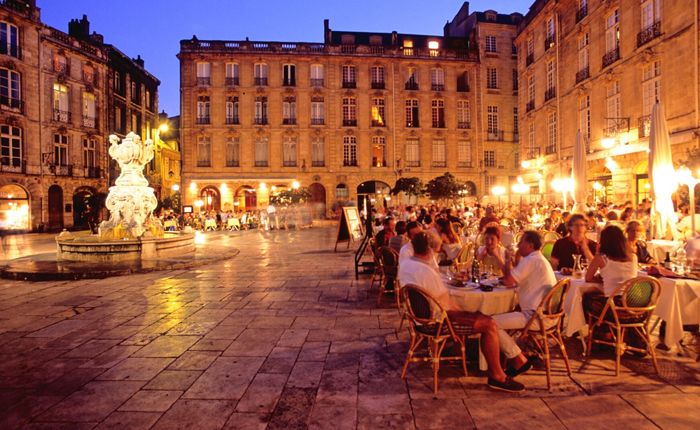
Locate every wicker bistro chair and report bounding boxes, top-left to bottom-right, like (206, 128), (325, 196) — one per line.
(378, 246), (399, 304)
(517, 278), (572, 390)
(541, 241), (556, 261)
(543, 231), (561, 242)
(452, 242), (475, 273)
(585, 276), (661, 376)
(400, 284), (469, 394)
(368, 239), (384, 291)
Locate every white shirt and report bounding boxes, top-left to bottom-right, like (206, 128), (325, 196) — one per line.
(511, 250), (556, 312)
(599, 255), (638, 297)
(399, 242), (414, 264)
(266, 205), (276, 215)
(398, 256), (452, 317)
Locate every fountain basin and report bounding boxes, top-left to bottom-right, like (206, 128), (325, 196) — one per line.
(56, 232), (195, 263)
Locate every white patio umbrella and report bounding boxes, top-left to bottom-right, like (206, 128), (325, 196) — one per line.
(648, 102), (679, 239)
(571, 130), (588, 214)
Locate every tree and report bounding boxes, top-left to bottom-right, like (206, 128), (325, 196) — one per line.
(270, 187), (311, 206)
(391, 177), (425, 203)
(425, 172), (465, 203)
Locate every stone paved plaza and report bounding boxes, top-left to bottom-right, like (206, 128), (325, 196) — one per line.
(0, 227), (698, 429)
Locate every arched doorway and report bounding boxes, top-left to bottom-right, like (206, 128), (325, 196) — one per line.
(200, 186), (220, 212)
(48, 184), (64, 230)
(72, 187), (97, 230)
(235, 186), (256, 211)
(0, 184), (30, 230)
(308, 183), (326, 218)
(464, 181), (477, 197)
(356, 180), (391, 209)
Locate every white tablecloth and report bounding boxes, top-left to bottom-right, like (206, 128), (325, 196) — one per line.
(647, 240), (681, 262)
(561, 275), (700, 346)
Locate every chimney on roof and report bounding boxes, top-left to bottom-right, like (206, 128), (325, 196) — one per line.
(90, 31), (104, 45)
(133, 55), (144, 67)
(68, 14), (90, 39)
(391, 31), (398, 46)
(323, 19), (331, 44)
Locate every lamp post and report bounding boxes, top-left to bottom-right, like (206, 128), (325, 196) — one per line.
(511, 179), (528, 213)
(676, 165), (697, 237)
(491, 185), (505, 211)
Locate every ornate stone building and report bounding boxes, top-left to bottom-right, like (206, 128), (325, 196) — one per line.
(516, 0), (699, 205)
(0, 1), (160, 231)
(178, 3), (522, 214)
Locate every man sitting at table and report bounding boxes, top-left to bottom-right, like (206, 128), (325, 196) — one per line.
(494, 230), (557, 377)
(374, 216), (395, 248)
(550, 214), (597, 272)
(398, 231), (525, 393)
(398, 221), (423, 264)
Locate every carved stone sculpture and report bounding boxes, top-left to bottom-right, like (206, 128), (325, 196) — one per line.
(99, 132), (163, 240)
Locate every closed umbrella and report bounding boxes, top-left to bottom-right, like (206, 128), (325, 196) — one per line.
(648, 102), (678, 239)
(571, 130), (588, 214)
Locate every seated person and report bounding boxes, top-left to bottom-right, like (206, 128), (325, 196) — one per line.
(388, 221), (409, 253)
(374, 216), (395, 248)
(398, 232), (525, 393)
(625, 220), (655, 264)
(496, 231), (557, 377)
(550, 214), (597, 272)
(583, 225), (638, 317)
(478, 207), (500, 232)
(399, 221), (423, 264)
(476, 226), (507, 277)
(436, 218), (462, 263)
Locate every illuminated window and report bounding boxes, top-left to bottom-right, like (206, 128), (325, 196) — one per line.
(371, 136), (386, 167)
(0, 125), (21, 167)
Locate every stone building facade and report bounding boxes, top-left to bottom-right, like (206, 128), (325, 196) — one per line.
(516, 0), (699, 206)
(178, 3), (522, 214)
(0, 1), (160, 231)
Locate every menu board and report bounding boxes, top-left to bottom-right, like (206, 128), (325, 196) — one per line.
(334, 206), (364, 250)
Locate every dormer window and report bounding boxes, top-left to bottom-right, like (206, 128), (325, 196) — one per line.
(485, 11), (497, 21)
(341, 34), (355, 45)
(403, 40), (414, 56)
(369, 35), (382, 46)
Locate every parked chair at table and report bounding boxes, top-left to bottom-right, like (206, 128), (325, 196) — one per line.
(378, 246), (399, 305)
(585, 275), (661, 376)
(368, 239), (384, 291)
(400, 284), (468, 394)
(517, 278), (572, 390)
(543, 231), (561, 242)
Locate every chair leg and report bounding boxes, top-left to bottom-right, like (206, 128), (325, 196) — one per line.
(460, 339), (468, 377)
(401, 333), (421, 379)
(615, 326), (623, 376)
(542, 331), (552, 390)
(586, 319), (595, 358)
(643, 327), (660, 374)
(556, 329), (572, 377)
(432, 338), (446, 394)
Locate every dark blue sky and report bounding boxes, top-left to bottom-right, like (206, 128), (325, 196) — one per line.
(41, 0), (530, 116)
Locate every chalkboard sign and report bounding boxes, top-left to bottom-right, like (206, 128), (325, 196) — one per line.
(335, 206), (364, 251)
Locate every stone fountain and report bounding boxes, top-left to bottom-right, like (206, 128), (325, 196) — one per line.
(56, 132), (195, 263)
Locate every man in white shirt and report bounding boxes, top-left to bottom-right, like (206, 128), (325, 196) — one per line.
(398, 232), (525, 393)
(495, 230), (557, 377)
(398, 221), (423, 264)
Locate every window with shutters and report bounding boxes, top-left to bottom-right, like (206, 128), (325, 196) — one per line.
(405, 139), (420, 167)
(196, 96), (210, 124)
(254, 96), (268, 124)
(605, 9), (620, 58)
(226, 96), (239, 124)
(527, 123), (537, 158)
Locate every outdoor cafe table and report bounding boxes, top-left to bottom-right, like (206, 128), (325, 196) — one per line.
(647, 239), (682, 262)
(559, 273), (700, 348)
(442, 274), (517, 370)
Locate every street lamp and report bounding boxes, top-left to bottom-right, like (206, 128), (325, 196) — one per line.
(491, 185), (505, 210)
(291, 180), (300, 190)
(552, 178), (573, 210)
(676, 165), (697, 237)
(511, 178), (528, 212)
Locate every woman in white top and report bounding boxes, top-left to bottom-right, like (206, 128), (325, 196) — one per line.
(436, 218), (462, 262)
(476, 225), (507, 276)
(583, 225), (638, 315)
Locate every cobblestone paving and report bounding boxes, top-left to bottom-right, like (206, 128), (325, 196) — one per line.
(0, 227), (698, 429)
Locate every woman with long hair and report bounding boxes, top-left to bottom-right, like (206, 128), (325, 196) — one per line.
(436, 217), (462, 261)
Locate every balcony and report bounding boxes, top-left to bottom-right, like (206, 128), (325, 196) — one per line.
(431, 84), (445, 91)
(197, 160), (211, 167)
(310, 78), (324, 87)
(85, 166), (101, 178)
(342, 119), (357, 127)
(82, 115), (97, 128)
(457, 121), (471, 129)
(604, 117), (630, 136)
(458, 162), (473, 168)
(527, 148), (541, 159)
(196, 77), (210, 86)
(405, 119), (419, 128)
(637, 21), (661, 47)
(53, 109), (71, 123)
(638, 115), (651, 138)
(254, 77), (268, 86)
(544, 87), (556, 101)
(310, 118), (324, 125)
(341, 44), (356, 54)
(343, 160), (358, 167)
(544, 36), (555, 52)
(342, 80), (356, 89)
(196, 116), (210, 125)
(371, 81), (385, 89)
(225, 77), (239, 86)
(371, 119), (385, 127)
(602, 47), (620, 68)
(255, 161), (269, 167)
(52, 164), (73, 176)
(432, 121), (445, 129)
(282, 117), (297, 125)
(405, 160), (420, 168)
(576, 5), (588, 23)
(225, 116), (239, 125)
(487, 130), (504, 141)
(432, 161), (446, 168)
(526, 100), (535, 112)
(457, 82), (470, 92)
(283, 160), (297, 167)
(282, 79), (296, 87)
(311, 160), (325, 167)
(545, 145), (557, 155)
(526, 53), (534, 66)
(575, 66), (590, 83)
(402, 47), (414, 56)
(0, 43), (21, 59)
(0, 97), (23, 112)
(254, 116), (268, 125)
(405, 80), (418, 91)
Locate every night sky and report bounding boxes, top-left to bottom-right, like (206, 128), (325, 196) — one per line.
(40, 0), (530, 116)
